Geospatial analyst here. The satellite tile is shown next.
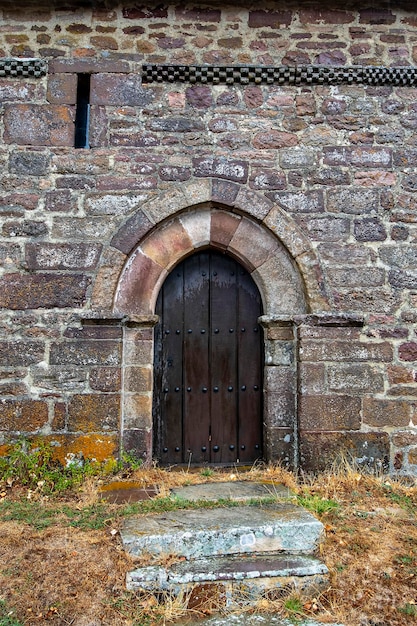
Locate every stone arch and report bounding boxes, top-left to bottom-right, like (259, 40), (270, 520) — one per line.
(114, 207), (308, 318)
(108, 179), (330, 316)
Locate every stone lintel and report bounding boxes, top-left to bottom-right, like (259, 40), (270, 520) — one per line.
(294, 313), (365, 327)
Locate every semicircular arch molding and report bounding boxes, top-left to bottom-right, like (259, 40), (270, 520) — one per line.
(113, 202), (330, 317)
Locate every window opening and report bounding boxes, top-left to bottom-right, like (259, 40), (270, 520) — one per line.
(74, 73), (91, 148)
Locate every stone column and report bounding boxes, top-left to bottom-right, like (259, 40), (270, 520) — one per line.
(121, 314), (158, 463)
(259, 316), (298, 470)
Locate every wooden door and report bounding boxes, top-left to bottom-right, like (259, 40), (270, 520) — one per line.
(153, 250), (263, 465)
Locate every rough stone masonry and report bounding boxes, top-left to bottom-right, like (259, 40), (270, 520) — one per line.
(1, 0), (417, 474)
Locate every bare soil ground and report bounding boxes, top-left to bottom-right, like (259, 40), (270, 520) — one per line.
(0, 464), (416, 626)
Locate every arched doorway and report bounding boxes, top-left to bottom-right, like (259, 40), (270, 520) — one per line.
(153, 249), (263, 465)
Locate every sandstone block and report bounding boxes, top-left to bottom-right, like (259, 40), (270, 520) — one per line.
(210, 210), (241, 249)
(122, 428), (152, 460)
(328, 364), (384, 393)
(111, 210), (154, 254)
(0, 399), (48, 432)
(354, 218), (387, 241)
(363, 398), (410, 428)
(327, 188), (378, 214)
(68, 394), (120, 432)
(0, 341), (44, 366)
(300, 431), (389, 472)
(4, 104), (74, 147)
(399, 342), (417, 362)
(193, 157), (248, 183)
(50, 340), (121, 367)
(185, 86), (213, 108)
(9, 150), (50, 176)
(25, 243), (102, 270)
(299, 395), (361, 430)
(90, 367), (122, 392)
(47, 73), (77, 104)
(300, 339), (392, 362)
(0, 274), (90, 309)
(253, 130), (298, 150)
(250, 169), (286, 191)
(248, 10), (292, 27)
(296, 216), (350, 241)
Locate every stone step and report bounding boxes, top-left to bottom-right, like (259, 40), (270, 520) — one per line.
(120, 502), (324, 560)
(127, 553), (329, 607)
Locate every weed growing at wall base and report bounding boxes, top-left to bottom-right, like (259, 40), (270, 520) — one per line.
(0, 439), (121, 495)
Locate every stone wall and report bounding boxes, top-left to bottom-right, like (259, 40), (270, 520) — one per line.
(1, 1), (417, 473)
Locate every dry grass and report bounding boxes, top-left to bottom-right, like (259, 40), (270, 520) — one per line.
(0, 461), (416, 625)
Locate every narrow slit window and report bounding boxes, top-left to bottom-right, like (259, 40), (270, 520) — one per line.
(74, 73), (91, 148)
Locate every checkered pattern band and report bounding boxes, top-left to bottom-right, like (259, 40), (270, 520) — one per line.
(142, 64), (417, 86)
(0, 58), (47, 78)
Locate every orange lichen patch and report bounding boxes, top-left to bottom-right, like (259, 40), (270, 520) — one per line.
(35, 434), (118, 464)
(0, 443), (11, 457)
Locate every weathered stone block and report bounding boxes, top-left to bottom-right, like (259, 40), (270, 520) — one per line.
(300, 431), (390, 472)
(380, 245), (417, 268)
(299, 9), (354, 24)
(193, 157), (248, 183)
(44, 433), (118, 463)
(111, 210), (154, 255)
(299, 363), (326, 395)
(354, 218), (387, 241)
(388, 269), (417, 289)
(68, 394), (120, 432)
(273, 190), (324, 214)
(91, 73), (153, 106)
(327, 267), (385, 288)
(9, 150), (50, 176)
(25, 243), (102, 270)
(125, 367), (152, 393)
(90, 367), (122, 392)
(264, 427), (294, 468)
(349, 147), (392, 168)
(44, 190), (73, 212)
(248, 10), (292, 27)
(3, 220), (47, 238)
(47, 73), (77, 104)
(122, 428), (152, 460)
(4, 104), (75, 147)
(265, 341), (294, 366)
(253, 130), (298, 149)
(363, 398), (410, 428)
(326, 188), (378, 214)
(399, 342), (417, 362)
(50, 340), (121, 367)
(299, 395), (361, 430)
(32, 365), (87, 393)
(249, 169), (286, 191)
(85, 193), (147, 216)
(296, 216), (350, 241)
(147, 118), (205, 133)
(280, 148), (316, 169)
(0, 274), (90, 309)
(328, 364), (384, 393)
(123, 394), (153, 429)
(210, 210), (241, 249)
(0, 399), (48, 432)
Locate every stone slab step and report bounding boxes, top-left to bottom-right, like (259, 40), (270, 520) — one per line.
(127, 554), (329, 606)
(120, 503), (324, 560)
(171, 481), (293, 502)
(177, 614), (344, 626)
